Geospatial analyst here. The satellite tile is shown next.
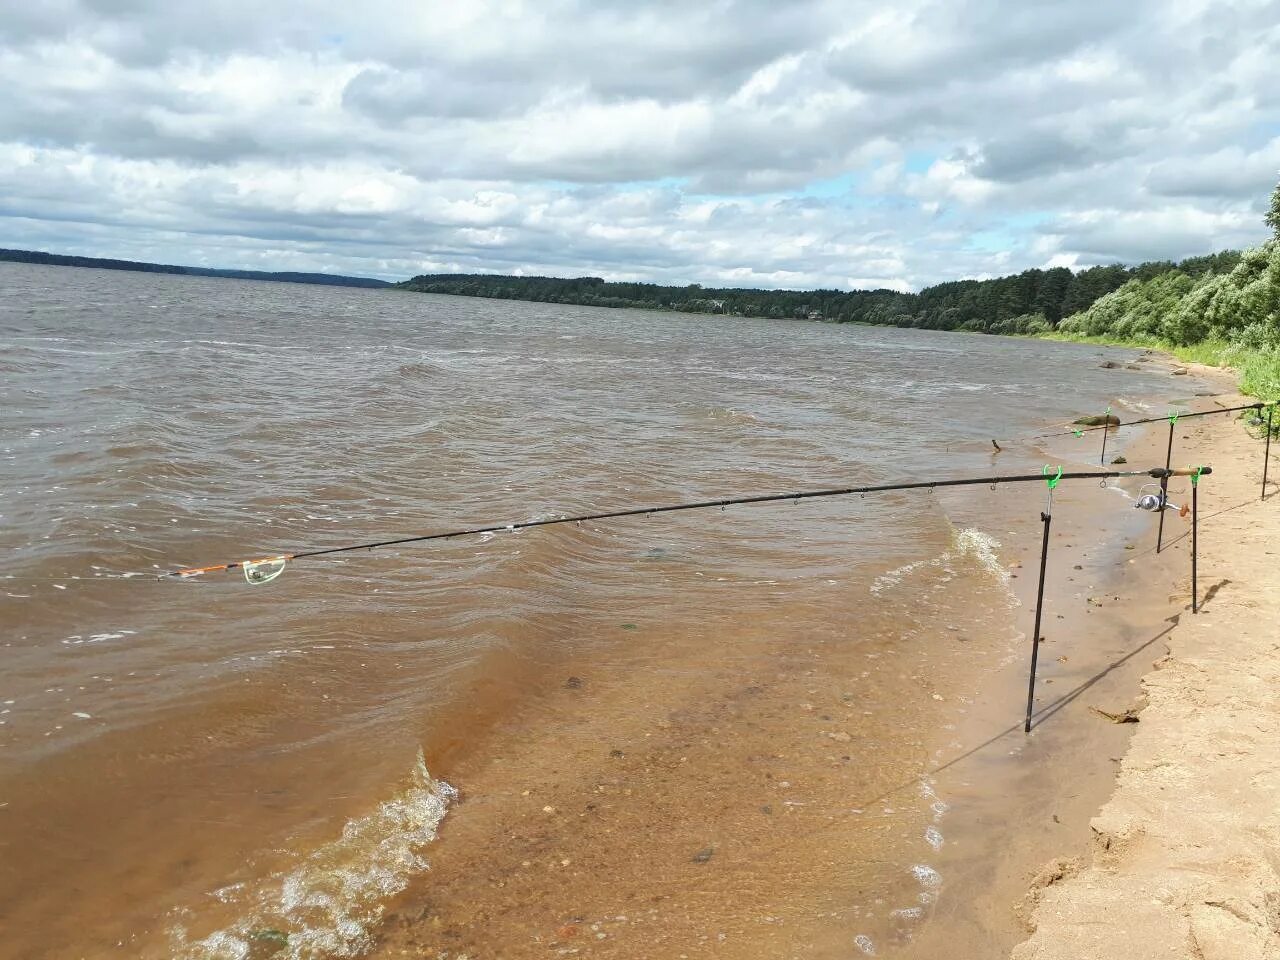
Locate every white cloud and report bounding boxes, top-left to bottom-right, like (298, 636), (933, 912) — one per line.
(0, 0), (1276, 289)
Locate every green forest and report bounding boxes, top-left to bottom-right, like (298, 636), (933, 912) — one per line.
(399, 252), (1240, 335)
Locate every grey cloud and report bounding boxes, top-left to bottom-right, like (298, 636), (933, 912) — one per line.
(1146, 142), (1280, 199)
(1039, 208), (1269, 265)
(341, 66), (536, 122)
(823, 0), (1148, 92)
(976, 133), (1113, 183)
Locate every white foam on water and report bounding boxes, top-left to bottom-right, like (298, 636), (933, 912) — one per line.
(171, 750), (455, 960)
(869, 559), (928, 596)
(911, 864), (942, 888)
(924, 826), (943, 851)
(870, 527), (1012, 601)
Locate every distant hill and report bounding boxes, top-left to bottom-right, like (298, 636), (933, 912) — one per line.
(0, 248), (393, 289)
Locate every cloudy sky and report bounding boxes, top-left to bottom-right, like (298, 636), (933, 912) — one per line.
(1, 0), (1277, 291)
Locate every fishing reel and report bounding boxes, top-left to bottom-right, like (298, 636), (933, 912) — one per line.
(1134, 484), (1189, 518)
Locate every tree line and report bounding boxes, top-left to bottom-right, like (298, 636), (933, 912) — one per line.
(398, 251), (1243, 334)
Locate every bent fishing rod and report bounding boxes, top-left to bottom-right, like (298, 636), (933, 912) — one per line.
(164, 465), (1210, 584)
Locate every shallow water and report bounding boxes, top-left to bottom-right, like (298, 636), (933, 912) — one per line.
(0, 262), (1189, 958)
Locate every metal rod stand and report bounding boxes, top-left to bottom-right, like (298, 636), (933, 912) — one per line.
(1157, 422), (1175, 553)
(1264, 406), (1273, 500)
(1024, 508), (1052, 733)
(1182, 481), (1192, 616)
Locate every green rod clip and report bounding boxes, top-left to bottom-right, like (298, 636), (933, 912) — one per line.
(1192, 465), (1204, 486)
(1043, 464), (1063, 490)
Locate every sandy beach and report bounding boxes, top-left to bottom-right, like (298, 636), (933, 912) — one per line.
(1010, 380), (1280, 960)
(360, 358), (1271, 959)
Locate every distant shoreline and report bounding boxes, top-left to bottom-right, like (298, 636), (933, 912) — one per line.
(0, 247), (393, 289)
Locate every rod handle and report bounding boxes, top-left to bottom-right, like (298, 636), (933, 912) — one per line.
(1149, 466), (1212, 478)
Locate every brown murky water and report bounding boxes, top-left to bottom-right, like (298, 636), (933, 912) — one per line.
(0, 262), (1209, 959)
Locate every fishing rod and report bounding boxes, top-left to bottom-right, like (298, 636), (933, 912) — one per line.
(993, 400), (1270, 448)
(165, 466), (1207, 584)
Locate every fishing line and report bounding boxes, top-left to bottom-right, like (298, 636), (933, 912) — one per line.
(163, 466), (1199, 583)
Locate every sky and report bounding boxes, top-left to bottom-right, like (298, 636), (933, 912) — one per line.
(1, 0), (1277, 292)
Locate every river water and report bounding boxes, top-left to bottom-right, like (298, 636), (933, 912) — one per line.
(0, 262), (1193, 958)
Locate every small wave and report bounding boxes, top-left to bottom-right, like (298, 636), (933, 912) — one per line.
(870, 527), (1009, 597)
(869, 558), (927, 595)
(171, 750), (455, 960)
(395, 361), (441, 378)
(688, 405), (762, 426)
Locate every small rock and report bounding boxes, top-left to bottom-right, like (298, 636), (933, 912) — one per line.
(1172, 367), (1189, 376)
(609, 749), (624, 758)
(564, 676), (584, 689)
(692, 847), (715, 863)
(1111, 455), (1127, 464)
(543, 805), (557, 814)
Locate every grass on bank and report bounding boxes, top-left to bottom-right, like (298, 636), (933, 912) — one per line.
(1040, 332), (1280, 405)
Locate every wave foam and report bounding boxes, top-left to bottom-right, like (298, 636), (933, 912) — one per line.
(172, 750), (455, 960)
(870, 527), (1009, 597)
